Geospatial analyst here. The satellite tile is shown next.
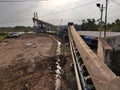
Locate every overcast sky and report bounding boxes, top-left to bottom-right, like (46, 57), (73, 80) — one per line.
(0, 0), (120, 27)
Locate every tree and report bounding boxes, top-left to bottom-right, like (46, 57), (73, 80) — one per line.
(107, 19), (120, 32)
(81, 18), (98, 31)
(14, 26), (26, 29)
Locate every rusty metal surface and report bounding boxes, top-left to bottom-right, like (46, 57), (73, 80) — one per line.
(69, 25), (120, 90)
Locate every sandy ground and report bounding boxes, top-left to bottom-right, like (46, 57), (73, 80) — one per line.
(0, 34), (57, 90)
(0, 34), (55, 67)
(0, 33), (77, 90)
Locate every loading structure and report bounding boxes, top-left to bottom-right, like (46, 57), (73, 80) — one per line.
(68, 23), (120, 90)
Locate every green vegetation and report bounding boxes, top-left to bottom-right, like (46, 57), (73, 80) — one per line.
(0, 26), (33, 32)
(0, 19), (120, 33)
(81, 19), (98, 31)
(0, 35), (6, 40)
(107, 19), (120, 32)
(14, 26), (32, 30)
(81, 18), (120, 32)
(0, 32), (8, 40)
(0, 32), (8, 35)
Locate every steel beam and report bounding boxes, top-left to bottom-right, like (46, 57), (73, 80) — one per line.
(33, 18), (58, 31)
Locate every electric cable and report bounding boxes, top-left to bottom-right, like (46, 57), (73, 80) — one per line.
(39, 0), (98, 18)
(0, 0), (48, 2)
(111, 0), (120, 6)
(0, 0), (98, 24)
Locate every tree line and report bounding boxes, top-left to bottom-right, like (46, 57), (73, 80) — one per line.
(0, 26), (33, 32)
(79, 18), (120, 32)
(0, 19), (120, 32)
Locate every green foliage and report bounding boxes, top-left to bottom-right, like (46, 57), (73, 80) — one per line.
(81, 18), (120, 32)
(0, 32), (7, 40)
(14, 26), (26, 29)
(108, 19), (120, 32)
(0, 32), (8, 35)
(0, 35), (6, 40)
(81, 19), (98, 31)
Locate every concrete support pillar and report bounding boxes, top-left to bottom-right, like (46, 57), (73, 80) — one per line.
(97, 38), (112, 67)
(105, 50), (112, 67)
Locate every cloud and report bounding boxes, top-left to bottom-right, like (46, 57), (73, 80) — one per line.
(0, 0), (120, 26)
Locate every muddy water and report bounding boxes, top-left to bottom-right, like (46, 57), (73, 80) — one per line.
(55, 40), (62, 90)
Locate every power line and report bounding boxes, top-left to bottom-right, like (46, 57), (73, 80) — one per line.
(0, 0), (47, 2)
(0, 0), (98, 24)
(39, 0), (98, 17)
(111, 0), (120, 6)
(0, 0), (42, 20)
(0, 0), (26, 2)
(0, 18), (31, 23)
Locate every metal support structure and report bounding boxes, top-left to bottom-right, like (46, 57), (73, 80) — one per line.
(68, 30), (83, 90)
(33, 12), (39, 32)
(68, 25), (95, 90)
(32, 13), (58, 33)
(104, 0), (108, 37)
(68, 24), (120, 90)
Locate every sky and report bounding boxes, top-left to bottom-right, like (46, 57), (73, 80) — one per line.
(0, 0), (120, 27)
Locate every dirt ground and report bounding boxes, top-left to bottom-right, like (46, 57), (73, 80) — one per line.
(0, 33), (77, 90)
(0, 34), (57, 90)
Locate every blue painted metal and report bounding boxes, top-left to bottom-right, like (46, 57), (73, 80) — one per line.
(58, 26), (68, 38)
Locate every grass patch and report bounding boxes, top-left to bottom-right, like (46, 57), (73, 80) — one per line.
(0, 35), (6, 40)
(0, 32), (8, 35)
(0, 32), (8, 40)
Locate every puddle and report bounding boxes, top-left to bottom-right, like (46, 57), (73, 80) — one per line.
(55, 40), (62, 90)
(25, 42), (33, 46)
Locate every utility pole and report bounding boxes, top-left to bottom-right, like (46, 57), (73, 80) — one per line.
(100, 4), (103, 37)
(34, 12), (36, 31)
(104, 0), (108, 37)
(96, 3), (104, 37)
